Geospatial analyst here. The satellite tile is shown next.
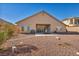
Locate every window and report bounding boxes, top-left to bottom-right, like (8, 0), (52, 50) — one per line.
(27, 26), (30, 31)
(78, 20), (79, 24)
(21, 26), (24, 31)
(70, 19), (73, 24)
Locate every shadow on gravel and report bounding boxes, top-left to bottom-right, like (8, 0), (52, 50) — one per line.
(0, 44), (38, 56)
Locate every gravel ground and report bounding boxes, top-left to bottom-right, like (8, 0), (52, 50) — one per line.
(0, 34), (79, 56)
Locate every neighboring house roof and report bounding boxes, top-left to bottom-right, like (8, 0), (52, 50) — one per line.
(16, 11), (67, 26)
(62, 17), (79, 21)
(0, 18), (14, 25)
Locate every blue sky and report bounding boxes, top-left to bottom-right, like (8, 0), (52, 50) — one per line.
(0, 3), (79, 24)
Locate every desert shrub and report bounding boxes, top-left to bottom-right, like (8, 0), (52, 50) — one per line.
(0, 31), (14, 45)
(0, 24), (14, 45)
(0, 32), (7, 44)
(0, 32), (4, 44)
(6, 28), (14, 39)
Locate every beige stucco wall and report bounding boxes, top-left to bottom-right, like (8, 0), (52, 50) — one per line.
(63, 19), (70, 25)
(17, 13), (66, 33)
(66, 26), (79, 32)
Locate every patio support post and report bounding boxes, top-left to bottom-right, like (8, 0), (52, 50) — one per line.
(73, 18), (75, 24)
